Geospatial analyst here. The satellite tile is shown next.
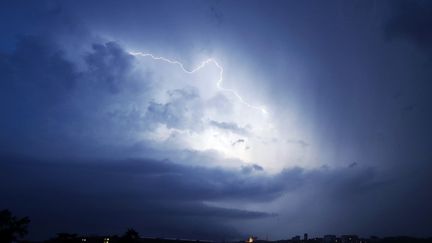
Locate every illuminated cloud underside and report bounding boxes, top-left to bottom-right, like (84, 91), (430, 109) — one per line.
(127, 50), (294, 171)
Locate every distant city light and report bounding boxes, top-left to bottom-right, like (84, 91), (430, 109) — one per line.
(246, 236), (257, 243)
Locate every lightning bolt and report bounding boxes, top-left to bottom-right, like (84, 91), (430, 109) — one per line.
(129, 51), (268, 115)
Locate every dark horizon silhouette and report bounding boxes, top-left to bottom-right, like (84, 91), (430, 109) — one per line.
(1, 209), (431, 243)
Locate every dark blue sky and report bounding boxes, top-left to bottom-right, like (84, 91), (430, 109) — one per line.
(1, 0), (432, 240)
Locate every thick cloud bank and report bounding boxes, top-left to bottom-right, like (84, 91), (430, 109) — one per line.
(0, 155), (392, 240)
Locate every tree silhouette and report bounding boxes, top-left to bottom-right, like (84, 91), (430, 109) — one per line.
(0, 209), (30, 243)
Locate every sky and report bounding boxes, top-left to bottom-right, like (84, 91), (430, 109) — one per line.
(0, 0), (432, 240)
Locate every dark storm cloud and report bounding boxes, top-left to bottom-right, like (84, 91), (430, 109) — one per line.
(0, 156), (277, 239)
(385, 1), (432, 48)
(0, 156), (286, 206)
(0, 155), (391, 240)
(85, 42), (134, 93)
(0, 36), (79, 156)
(0, 36), (77, 104)
(0, 36), (147, 158)
(209, 120), (250, 136)
(241, 164), (263, 174)
(232, 139), (245, 147)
